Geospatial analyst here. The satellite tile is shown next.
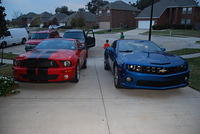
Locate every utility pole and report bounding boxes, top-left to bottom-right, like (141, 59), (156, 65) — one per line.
(148, 0), (154, 41)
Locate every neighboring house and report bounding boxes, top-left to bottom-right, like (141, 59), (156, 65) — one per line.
(49, 13), (69, 26)
(97, 0), (140, 29)
(40, 12), (52, 28)
(136, 0), (200, 29)
(67, 11), (97, 28)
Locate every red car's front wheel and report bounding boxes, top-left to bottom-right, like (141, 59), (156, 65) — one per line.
(71, 63), (80, 83)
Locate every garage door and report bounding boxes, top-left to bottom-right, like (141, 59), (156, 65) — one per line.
(99, 22), (111, 29)
(138, 20), (155, 29)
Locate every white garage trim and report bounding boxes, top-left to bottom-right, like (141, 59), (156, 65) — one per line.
(138, 20), (155, 29)
(99, 22), (111, 29)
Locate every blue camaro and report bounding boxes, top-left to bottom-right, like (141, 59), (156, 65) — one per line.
(104, 39), (189, 89)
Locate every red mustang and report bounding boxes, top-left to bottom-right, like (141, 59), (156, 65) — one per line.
(13, 38), (87, 82)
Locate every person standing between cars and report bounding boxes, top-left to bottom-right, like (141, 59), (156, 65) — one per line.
(120, 32), (125, 39)
(103, 40), (110, 49)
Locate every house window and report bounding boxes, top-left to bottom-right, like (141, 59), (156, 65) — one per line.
(186, 19), (191, 24)
(182, 8), (192, 14)
(99, 11), (102, 14)
(107, 10), (110, 14)
(187, 8), (192, 14)
(182, 8), (187, 14)
(181, 19), (191, 24)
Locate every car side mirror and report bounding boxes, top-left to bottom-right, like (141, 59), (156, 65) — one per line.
(161, 48), (166, 51)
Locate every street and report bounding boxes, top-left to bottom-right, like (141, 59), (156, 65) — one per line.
(0, 30), (200, 134)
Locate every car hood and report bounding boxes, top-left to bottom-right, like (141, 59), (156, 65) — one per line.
(118, 51), (185, 66)
(26, 39), (44, 45)
(17, 49), (76, 60)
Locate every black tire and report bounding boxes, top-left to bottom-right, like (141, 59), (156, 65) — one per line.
(21, 38), (26, 44)
(71, 63), (80, 83)
(82, 58), (87, 69)
(114, 65), (122, 88)
(104, 60), (110, 70)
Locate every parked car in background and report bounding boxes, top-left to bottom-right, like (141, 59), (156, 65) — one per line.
(63, 29), (95, 49)
(25, 30), (60, 51)
(13, 38), (87, 82)
(104, 39), (189, 89)
(0, 28), (28, 48)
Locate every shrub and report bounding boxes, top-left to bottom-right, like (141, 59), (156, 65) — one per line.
(0, 76), (19, 96)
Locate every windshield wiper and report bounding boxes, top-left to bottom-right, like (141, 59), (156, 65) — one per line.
(119, 50), (133, 53)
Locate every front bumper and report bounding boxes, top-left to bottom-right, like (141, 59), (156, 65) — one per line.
(13, 67), (76, 82)
(118, 69), (190, 90)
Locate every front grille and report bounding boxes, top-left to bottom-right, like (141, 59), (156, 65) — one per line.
(137, 79), (185, 87)
(127, 65), (188, 75)
(20, 59), (58, 68)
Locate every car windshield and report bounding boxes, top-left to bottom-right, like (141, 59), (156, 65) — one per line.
(118, 40), (162, 52)
(35, 39), (76, 50)
(63, 32), (84, 40)
(31, 33), (49, 39)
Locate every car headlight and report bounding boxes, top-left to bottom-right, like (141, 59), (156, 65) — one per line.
(128, 65), (142, 72)
(62, 61), (71, 67)
(13, 59), (21, 67)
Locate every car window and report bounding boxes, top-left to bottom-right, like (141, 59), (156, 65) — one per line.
(63, 32), (84, 40)
(31, 33), (49, 39)
(118, 40), (162, 52)
(5, 31), (11, 37)
(35, 39), (76, 50)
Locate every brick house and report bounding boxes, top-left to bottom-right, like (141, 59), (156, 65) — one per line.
(49, 13), (69, 27)
(97, 0), (140, 29)
(136, 0), (200, 29)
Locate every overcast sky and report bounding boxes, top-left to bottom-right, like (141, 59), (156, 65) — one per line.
(2, 0), (200, 20)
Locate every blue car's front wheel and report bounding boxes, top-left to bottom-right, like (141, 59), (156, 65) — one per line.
(114, 65), (122, 88)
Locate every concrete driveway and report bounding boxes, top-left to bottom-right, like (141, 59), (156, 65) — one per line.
(1, 31), (200, 134)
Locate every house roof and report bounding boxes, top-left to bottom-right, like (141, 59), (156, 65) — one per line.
(40, 12), (52, 22)
(49, 13), (69, 23)
(68, 11), (97, 22)
(137, 0), (197, 18)
(102, 0), (139, 11)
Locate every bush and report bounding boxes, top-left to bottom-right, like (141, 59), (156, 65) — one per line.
(152, 24), (193, 30)
(0, 76), (19, 96)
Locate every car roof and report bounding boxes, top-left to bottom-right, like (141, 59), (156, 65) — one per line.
(117, 39), (152, 43)
(32, 30), (57, 34)
(64, 29), (84, 33)
(43, 38), (77, 42)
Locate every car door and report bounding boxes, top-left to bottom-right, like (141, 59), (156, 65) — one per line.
(3, 31), (13, 46)
(86, 30), (95, 48)
(108, 41), (117, 72)
(76, 40), (86, 66)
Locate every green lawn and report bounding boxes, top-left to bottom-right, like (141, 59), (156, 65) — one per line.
(1, 53), (18, 60)
(187, 57), (200, 91)
(95, 28), (134, 34)
(168, 48), (200, 56)
(0, 64), (13, 76)
(142, 29), (200, 37)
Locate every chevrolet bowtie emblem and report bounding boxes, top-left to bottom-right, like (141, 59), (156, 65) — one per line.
(159, 69), (167, 73)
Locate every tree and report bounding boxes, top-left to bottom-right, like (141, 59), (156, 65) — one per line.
(12, 10), (23, 19)
(70, 17), (85, 28)
(86, 0), (109, 14)
(55, 6), (71, 15)
(132, 0), (159, 10)
(0, 0), (7, 38)
(0, 0), (8, 65)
